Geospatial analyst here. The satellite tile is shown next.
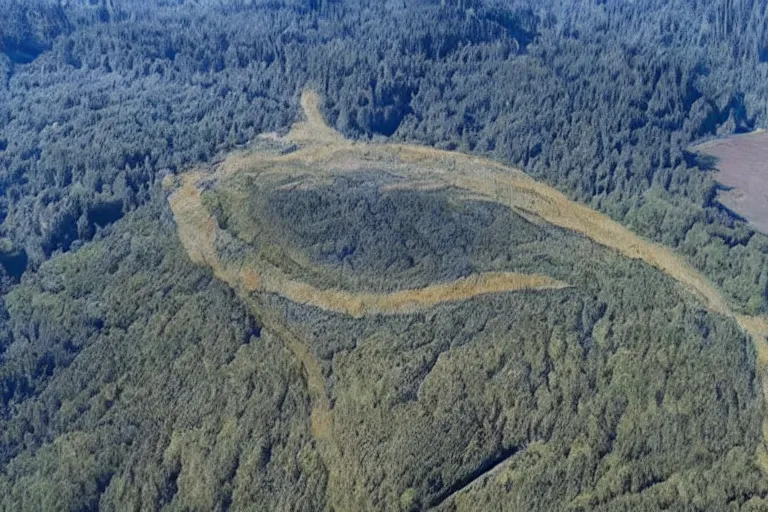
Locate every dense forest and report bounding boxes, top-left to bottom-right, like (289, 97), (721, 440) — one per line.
(2, 0), (768, 510)
(1, 0), (768, 310)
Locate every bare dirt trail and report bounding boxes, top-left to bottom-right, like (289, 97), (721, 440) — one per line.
(167, 97), (570, 509)
(236, 90), (767, 358)
(196, 92), (752, 328)
(251, 310), (355, 511)
(169, 89), (768, 507)
(169, 173), (568, 317)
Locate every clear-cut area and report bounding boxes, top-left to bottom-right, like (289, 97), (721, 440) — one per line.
(693, 131), (768, 234)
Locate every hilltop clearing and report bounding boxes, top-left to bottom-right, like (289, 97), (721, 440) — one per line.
(170, 170), (568, 317)
(171, 89), (768, 356)
(167, 90), (768, 510)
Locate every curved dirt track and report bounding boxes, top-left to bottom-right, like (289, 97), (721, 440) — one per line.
(168, 104), (572, 509)
(169, 90), (768, 507)
(177, 90), (767, 344)
(169, 170), (568, 317)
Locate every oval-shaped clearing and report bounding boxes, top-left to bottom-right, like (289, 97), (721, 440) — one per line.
(169, 171), (568, 318)
(169, 89), (768, 484)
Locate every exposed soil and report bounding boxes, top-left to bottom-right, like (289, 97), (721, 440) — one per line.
(693, 130), (768, 234)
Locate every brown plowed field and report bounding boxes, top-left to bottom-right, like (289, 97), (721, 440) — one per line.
(693, 130), (768, 233)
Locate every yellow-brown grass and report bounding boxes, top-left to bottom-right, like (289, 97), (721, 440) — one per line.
(264, 270), (567, 318)
(285, 89), (348, 145)
(170, 89), (768, 500)
(169, 174), (567, 317)
(379, 179), (449, 193)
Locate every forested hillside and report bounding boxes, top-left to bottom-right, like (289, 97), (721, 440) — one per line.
(0, 199), (327, 510)
(1, 0), (768, 309)
(2, 0), (768, 510)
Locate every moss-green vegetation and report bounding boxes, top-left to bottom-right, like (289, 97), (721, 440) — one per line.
(2, 0), (768, 510)
(252, 227), (768, 510)
(204, 172), (596, 293)
(2, 171), (765, 510)
(0, 202), (327, 511)
(216, 163), (767, 509)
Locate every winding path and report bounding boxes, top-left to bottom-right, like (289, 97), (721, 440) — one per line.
(169, 89), (768, 508)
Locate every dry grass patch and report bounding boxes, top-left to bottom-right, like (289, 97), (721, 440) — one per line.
(171, 175), (567, 317)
